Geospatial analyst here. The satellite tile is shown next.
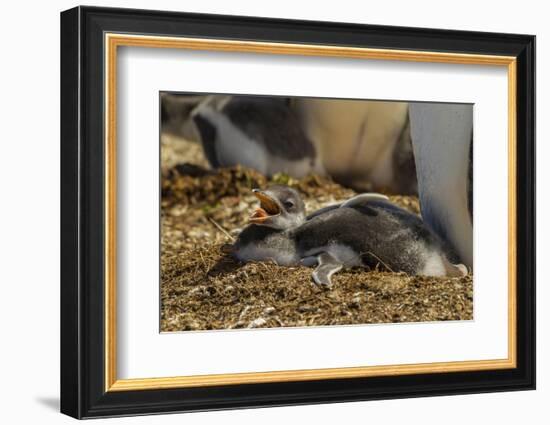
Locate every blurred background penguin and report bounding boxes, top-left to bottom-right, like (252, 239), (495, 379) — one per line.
(161, 93), (417, 195)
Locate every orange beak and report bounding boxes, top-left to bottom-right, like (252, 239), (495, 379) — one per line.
(249, 190), (281, 223)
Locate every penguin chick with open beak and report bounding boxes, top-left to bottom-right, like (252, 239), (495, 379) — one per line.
(230, 186), (306, 267)
(229, 186), (468, 287)
(248, 187), (306, 230)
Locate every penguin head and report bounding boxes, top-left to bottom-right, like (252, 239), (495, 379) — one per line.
(249, 185), (306, 230)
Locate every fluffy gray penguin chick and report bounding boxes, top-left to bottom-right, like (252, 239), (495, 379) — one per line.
(230, 186), (467, 286)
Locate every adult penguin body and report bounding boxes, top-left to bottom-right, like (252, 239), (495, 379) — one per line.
(292, 98), (417, 194)
(192, 96), (325, 178)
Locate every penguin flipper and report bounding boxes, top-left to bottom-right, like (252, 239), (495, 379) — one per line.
(307, 194), (390, 221)
(312, 253), (343, 287)
(340, 193), (389, 209)
(306, 204), (341, 220)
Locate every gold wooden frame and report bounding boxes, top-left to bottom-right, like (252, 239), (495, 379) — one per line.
(104, 33), (517, 392)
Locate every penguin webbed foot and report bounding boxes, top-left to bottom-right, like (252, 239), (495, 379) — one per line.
(311, 253), (343, 287)
(453, 263), (469, 277)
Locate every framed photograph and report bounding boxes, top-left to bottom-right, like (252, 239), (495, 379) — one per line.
(60, 6), (535, 419)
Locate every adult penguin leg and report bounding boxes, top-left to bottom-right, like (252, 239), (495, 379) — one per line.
(408, 103), (473, 268)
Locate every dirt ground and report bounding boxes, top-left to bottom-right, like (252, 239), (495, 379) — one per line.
(160, 133), (473, 332)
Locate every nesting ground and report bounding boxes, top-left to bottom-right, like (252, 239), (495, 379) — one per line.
(160, 133), (473, 332)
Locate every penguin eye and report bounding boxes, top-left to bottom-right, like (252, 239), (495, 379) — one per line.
(283, 201), (294, 210)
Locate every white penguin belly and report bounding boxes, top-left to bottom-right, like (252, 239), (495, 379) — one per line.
(419, 251), (448, 277)
(206, 112), (269, 174)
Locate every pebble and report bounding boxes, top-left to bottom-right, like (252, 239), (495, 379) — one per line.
(247, 318), (267, 328)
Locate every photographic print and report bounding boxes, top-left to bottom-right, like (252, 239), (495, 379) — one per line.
(160, 94), (473, 332)
(61, 7), (535, 417)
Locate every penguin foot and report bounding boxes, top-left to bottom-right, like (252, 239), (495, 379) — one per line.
(312, 253), (343, 287)
(444, 261), (469, 277)
(455, 263), (469, 276)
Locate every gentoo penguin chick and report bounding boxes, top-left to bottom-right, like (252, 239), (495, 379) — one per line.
(231, 186), (306, 267)
(294, 197), (467, 285)
(230, 186), (467, 286)
(191, 96), (325, 178)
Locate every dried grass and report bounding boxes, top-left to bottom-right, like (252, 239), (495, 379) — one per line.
(161, 244), (472, 331)
(160, 134), (471, 332)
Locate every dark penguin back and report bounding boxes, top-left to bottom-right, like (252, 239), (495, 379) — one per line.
(223, 96), (316, 160)
(293, 201), (449, 274)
